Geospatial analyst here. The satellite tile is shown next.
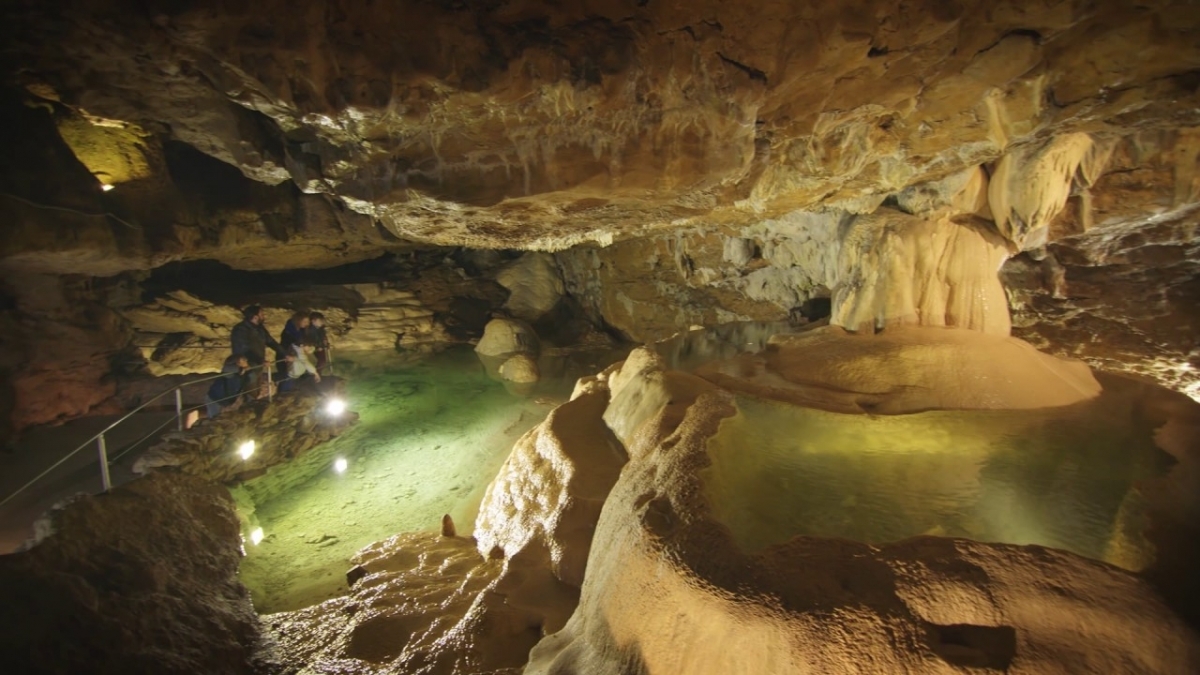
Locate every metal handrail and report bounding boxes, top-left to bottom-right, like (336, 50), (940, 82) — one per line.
(0, 354), (322, 509)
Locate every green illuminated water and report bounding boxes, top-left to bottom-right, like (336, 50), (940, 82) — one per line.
(238, 345), (624, 613)
(702, 382), (1170, 567)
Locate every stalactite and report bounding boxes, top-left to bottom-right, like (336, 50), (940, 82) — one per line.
(988, 133), (1098, 250)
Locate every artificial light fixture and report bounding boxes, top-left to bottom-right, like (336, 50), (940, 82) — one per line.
(238, 440), (256, 460)
(325, 398), (346, 416)
(334, 457), (348, 474)
(249, 527), (265, 545)
(100, 183), (114, 192)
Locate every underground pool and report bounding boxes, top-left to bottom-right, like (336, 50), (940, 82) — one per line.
(235, 345), (626, 612)
(701, 375), (1173, 569)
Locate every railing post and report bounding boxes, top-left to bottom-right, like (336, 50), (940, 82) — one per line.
(174, 388), (183, 431)
(266, 361), (274, 401)
(97, 433), (112, 492)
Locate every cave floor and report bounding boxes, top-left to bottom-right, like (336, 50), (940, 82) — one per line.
(238, 345), (628, 613)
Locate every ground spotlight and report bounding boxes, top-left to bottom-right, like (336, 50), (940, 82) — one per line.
(334, 457), (348, 474)
(100, 183), (114, 192)
(325, 398), (346, 416)
(238, 440), (256, 460)
(250, 527), (264, 545)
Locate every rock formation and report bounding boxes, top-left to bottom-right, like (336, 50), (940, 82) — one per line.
(1, 1), (1199, 673)
(265, 381), (627, 674)
(524, 349), (1200, 675)
(134, 385), (357, 488)
(0, 472), (268, 675)
(698, 325), (1101, 414)
(0, 0), (1197, 418)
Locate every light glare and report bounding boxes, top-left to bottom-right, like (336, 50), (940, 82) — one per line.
(334, 457), (348, 473)
(250, 527), (264, 545)
(238, 440), (256, 460)
(325, 398), (346, 416)
(100, 183), (114, 192)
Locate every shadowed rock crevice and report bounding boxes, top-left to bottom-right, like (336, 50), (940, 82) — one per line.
(926, 622), (1018, 670)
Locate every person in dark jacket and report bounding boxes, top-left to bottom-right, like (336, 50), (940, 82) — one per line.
(230, 305), (282, 367)
(279, 311), (310, 353)
(205, 355), (252, 418)
(307, 311), (330, 373)
(277, 311), (311, 385)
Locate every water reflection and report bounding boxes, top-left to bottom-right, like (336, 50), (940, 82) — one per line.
(238, 345), (626, 612)
(702, 377), (1171, 569)
(652, 321), (801, 371)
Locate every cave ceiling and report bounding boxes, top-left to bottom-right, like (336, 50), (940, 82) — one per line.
(1, 0), (1197, 273)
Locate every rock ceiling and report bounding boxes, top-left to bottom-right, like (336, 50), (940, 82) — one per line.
(4, 0), (1199, 261)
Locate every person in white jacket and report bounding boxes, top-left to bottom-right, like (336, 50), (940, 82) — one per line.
(280, 342), (321, 393)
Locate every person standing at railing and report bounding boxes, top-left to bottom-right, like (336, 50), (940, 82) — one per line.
(230, 305), (283, 395)
(279, 311), (310, 353)
(279, 340), (321, 393)
(307, 312), (330, 373)
(205, 355), (252, 418)
(231, 305), (283, 365)
(278, 311), (310, 386)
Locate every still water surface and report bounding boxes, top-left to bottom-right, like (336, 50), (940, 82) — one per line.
(703, 382), (1170, 567)
(238, 345), (625, 612)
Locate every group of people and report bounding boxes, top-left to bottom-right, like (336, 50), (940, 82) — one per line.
(204, 306), (332, 418)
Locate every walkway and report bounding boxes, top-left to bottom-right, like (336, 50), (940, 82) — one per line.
(0, 411), (177, 553)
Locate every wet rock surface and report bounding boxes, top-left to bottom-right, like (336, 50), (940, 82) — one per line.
(528, 350), (1200, 675)
(263, 384), (626, 674)
(1005, 211), (1200, 399)
(0, 471), (269, 675)
(134, 384), (357, 489)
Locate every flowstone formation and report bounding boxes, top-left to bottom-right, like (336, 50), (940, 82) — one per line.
(525, 349), (1200, 674)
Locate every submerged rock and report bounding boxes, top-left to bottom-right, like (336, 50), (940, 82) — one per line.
(498, 353), (540, 384)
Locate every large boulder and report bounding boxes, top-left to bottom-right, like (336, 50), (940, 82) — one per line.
(474, 318), (539, 358)
(497, 353), (540, 385)
(495, 253), (565, 323)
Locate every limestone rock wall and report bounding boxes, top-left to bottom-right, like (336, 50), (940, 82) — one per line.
(1, 0), (1199, 407)
(0, 93), (410, 276)
(0, 273), (135, 437)
(1003, 131), (1200, 399)
(556, 212), (840, 342)
(0, 472), (269, 675)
